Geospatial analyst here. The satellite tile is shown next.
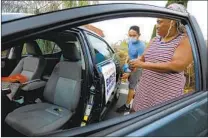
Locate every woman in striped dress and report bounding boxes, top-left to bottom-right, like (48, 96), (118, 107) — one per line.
(129, 3), (193, 112)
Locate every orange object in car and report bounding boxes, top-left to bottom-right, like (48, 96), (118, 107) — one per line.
(2, 74), (28, 83)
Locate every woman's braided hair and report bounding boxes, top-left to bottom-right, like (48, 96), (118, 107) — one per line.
(167, 3), (188, 34)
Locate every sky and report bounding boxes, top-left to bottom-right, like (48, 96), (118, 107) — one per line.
(91, 1), (207, 45)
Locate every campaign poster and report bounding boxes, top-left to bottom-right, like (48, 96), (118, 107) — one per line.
(100, 62), (116, 104)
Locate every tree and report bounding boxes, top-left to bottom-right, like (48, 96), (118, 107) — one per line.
(2, 0), (99, 54)
(166, 0), (188, 8)
(62, 1), (98, 9)
(2, 1), (63, 14)
(150, 0), (189, 40)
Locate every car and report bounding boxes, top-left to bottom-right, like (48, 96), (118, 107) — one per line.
(1, 3), (207, 137)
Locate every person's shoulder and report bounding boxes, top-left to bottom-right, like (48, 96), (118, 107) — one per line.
(179, 33), (190, 46)
(181, 33), (189, 41)
(151, 36), (160, 42)
(139, 41), (146, 47)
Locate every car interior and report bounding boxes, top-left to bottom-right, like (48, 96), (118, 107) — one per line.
(1, 30), (88, 136)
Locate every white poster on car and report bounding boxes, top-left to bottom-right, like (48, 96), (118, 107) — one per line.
(100, 61), (116, 104)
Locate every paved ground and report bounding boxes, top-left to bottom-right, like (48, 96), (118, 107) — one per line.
(104, 82), (130, 120)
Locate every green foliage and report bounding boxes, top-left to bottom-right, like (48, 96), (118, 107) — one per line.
(22, 44), (27, 55)
(166, 0), (188, 8)
(62, 0), (98, 8)
(120, 40), (128, 51)
(151, 25), (157, 40)
(36, 39), (54, 54)
(1, 50), (9, 57)
(22, 39), (55, 55)
(2, 1), (99, 55)
(62, 1), (77, 8)
(78, 1), (90, 6)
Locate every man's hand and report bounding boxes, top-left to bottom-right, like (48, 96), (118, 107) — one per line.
(121, 73), (130, 80)
(131, 68), (137, 72)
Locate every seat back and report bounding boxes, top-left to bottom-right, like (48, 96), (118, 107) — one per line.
(43, 43), (82, 112)
(10, 41), (46, 80)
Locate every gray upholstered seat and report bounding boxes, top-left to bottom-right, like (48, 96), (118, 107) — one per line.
(5, 43), (82, 136)
(6, 103), (72, 136)
(3, 41), (47, 99)
(10, 41), (46, 80)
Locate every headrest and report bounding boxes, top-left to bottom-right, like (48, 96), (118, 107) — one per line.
(25, 41), (42, 56)
(62, 43), (81, 61)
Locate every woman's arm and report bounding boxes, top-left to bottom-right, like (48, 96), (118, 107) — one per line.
(129, 38), (154, 71)
(130, 36), (193, 73)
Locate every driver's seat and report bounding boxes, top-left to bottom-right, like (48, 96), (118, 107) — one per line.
(5, 43), (82, 136)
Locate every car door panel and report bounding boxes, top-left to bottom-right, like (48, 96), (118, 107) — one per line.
(127, 97), (208, 137)
(105, 93), (208, 137)
(41, 92), (207, 137)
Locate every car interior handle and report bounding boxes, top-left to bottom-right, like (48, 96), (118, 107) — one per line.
(2, 88), (12, 95)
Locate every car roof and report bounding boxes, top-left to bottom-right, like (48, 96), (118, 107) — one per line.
(2, 13), (33, 22)
(2, 12), (101, 38)
(2, 3), (189, 44)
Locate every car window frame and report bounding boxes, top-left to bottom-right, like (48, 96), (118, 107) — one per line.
(44, 16), (204, 137)
(85, 32), (114, 65)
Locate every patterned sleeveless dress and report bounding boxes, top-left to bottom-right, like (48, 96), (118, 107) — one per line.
(132, 33), (186, 112)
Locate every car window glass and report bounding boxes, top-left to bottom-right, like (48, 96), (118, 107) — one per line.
(85, 17), (196, 115)
(22, 39), (61, 56)
(52, 44), (62, 54)
(87, 34), (113, 64)
(1, 49), (10, 58)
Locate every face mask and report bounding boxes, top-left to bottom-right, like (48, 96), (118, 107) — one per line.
(129, 37), (138, 44)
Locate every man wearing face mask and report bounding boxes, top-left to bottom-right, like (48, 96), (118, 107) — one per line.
(129, 3), (193, 112)
(116, 25), (145, 113)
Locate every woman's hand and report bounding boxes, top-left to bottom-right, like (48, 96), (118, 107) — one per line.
(129, 58), (144, 69)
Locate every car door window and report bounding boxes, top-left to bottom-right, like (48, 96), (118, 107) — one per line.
(22, 39), (61, 56)
(52, 44), (62, 54)
(87, 34), (113, 64)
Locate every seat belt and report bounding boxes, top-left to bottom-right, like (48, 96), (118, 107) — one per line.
(80, 85), (95, 127)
